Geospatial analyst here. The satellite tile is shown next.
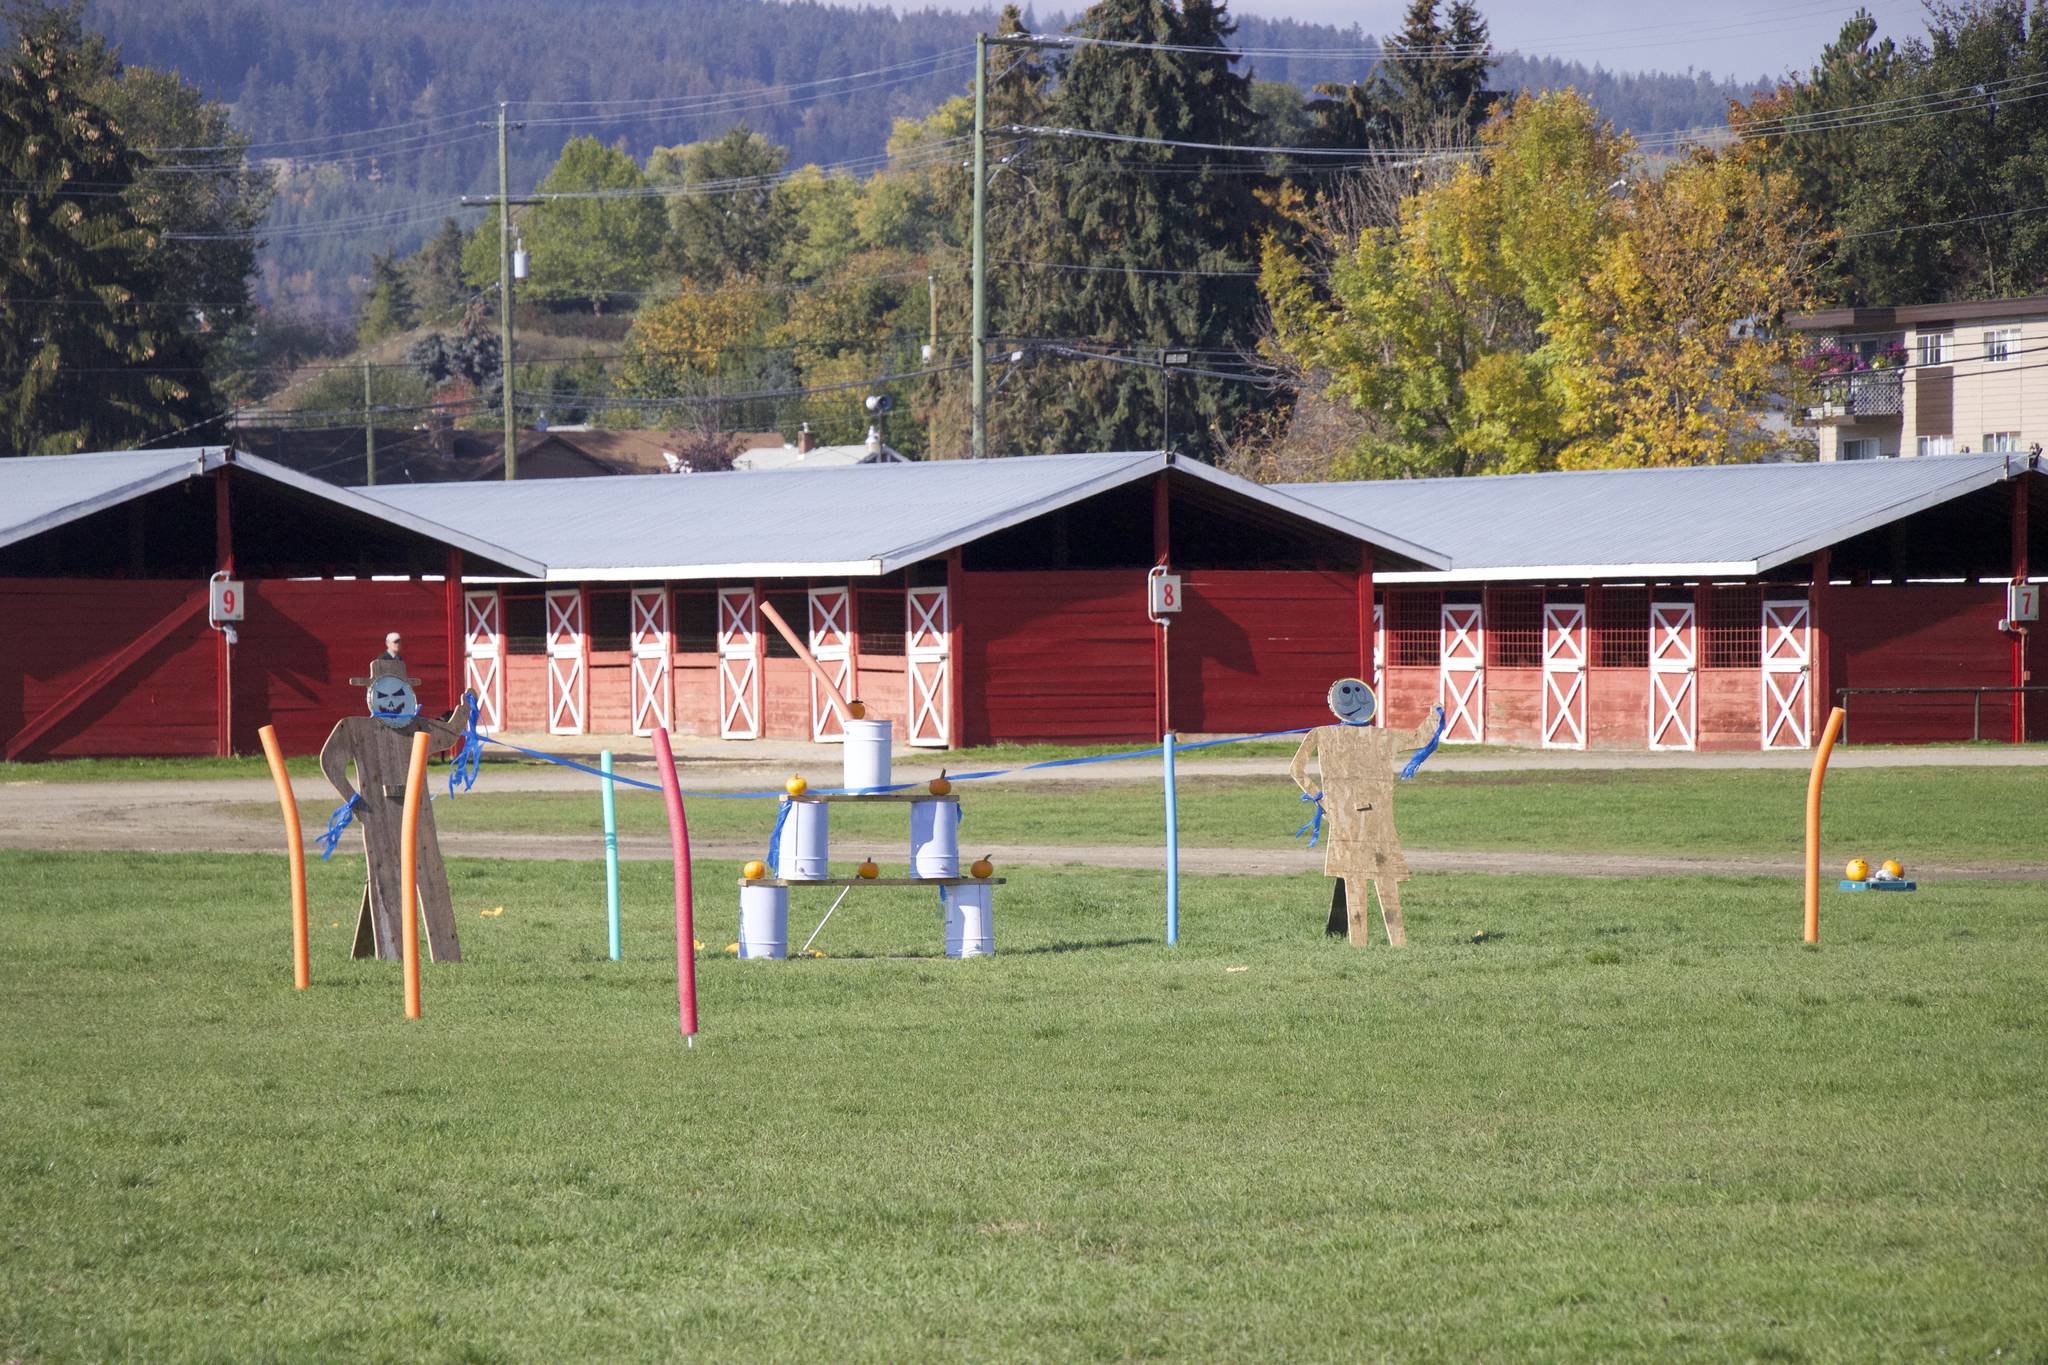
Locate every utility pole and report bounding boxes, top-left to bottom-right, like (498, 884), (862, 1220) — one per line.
(497, 103), (515, 479)
(927, 272), (940, 460)
(970, 33), (988, 461)
(363, 359), (375, 485)
(463, 107), (532, 479)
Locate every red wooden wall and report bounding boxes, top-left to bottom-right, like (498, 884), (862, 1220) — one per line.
(0, 577), (452, 758)
(1828, 584), (2039, 743)
(961, 570), (1154, 743)
(1169, 570), (1362, 735)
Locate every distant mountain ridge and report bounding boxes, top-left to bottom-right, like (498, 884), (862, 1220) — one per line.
(80, 0), (1769, 314)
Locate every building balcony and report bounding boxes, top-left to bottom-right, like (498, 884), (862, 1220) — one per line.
(1800, 369), (1904, 426)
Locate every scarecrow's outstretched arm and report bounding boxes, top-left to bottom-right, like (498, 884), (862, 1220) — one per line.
(1288, 728), (1319, 796)
(1405, 707), (1442, 752)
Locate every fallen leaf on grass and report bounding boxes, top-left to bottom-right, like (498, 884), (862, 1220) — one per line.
(479, 906), (505, 918)
(1225, 965), (1249, 973)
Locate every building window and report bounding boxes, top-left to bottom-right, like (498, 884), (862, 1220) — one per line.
(1484, 588), (1543, 668)
(1386, 590), (1442, 667)
(856, 589), (905, 657)
(504, 594), (546, 655)
(1592, 587), (1649, 669)
(1916, 331), (1953, 365)
(587, 591), (631, 652)
(1984, 328), (2020, 363)
(763, 591), (806, 657)
(674, 591), (718, 653)
(1703, 586), (1763, 669)
(1984, 432), (2022, 453)
(1841, 437), (1879, 460)
(1917, 435), (1955, 456)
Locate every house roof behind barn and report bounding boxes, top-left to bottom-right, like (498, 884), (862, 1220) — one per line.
(1285, 454), (2043, 583)
(365, 450), (1450, 581)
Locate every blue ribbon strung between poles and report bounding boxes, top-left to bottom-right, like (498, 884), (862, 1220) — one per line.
(318, 795), (362, 861)
(1400, 709), (1448, 781)
(448, 693), (483, 797)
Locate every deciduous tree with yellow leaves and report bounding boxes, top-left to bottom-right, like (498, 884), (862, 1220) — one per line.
(1260, 90), (1819, 478)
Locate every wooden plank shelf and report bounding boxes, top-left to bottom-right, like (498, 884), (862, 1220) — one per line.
(785, 792), (958, 804)
(738, 876), (1006, 888)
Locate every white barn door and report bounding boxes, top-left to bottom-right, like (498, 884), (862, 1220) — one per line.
(545, 589), (586, 735)
(1439, 602), (1484, 743)
(1648, 600), (1697, 751)
(808, 586), (853, 743)
(717, 587), (760, 740)
(1541, 602), (1587, 749)
(906, 587), (950, 747)
(1371, 601), (1384, 727)
(1761, 598), (1812, 749)
(462, 589), (504, 733)
(629, 587), (672, 737)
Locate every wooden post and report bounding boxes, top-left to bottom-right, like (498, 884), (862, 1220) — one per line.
(215, 470), (234, 757)
(444, 548), (464, 713)
(752, 577), (768, 738)
(1809, 549), (1832, 735)
(577, 584), (592, 736)
(1153, 472), (1171, 738)
(2013, 477), (2030, 744)
(1357, 545), (1375, 686)
(946, 550), (966, 749)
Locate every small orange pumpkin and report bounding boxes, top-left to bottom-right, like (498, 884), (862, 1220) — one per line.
(785, 775), (808, 796)
(742, 860), (768, 881)
(929, 768), (953, 796)
(857, 857), (880, 880)
(970, 854), (994, 878)
(847, 699), (868, 720)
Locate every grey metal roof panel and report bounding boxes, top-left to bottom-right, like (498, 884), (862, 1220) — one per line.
(0, 447), (221, 550)
(1283, 455), (2026, 580)
(364, 450), (1450, 580)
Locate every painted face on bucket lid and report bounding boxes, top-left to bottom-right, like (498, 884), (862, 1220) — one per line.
(367, 674), (418, 729)
(1326, 677), (1377, 726)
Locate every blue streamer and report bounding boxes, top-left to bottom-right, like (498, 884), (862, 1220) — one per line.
(317, 795), (362, 861)
(765, 798), (793, 875)
(448, 693), (483, 797)
(1293, 790), (1325, 848)
(1399, 708), (1448, 781)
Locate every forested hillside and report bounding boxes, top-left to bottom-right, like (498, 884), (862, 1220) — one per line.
(80, 0), (1766, 314)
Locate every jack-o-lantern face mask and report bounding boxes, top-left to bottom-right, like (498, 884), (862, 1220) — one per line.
(367, 674), (418, 729)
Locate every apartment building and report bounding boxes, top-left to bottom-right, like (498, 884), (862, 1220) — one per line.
(1786, 294), (2047, 461)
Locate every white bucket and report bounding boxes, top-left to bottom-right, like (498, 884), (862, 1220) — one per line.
(909, 798), (960, 878)
(843, 719), (893, 792)
(776, 799), (830, 881)
(944, 884), (994, 959)
(739, 884), (788, 960)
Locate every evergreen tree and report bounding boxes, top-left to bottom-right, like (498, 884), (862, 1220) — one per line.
(0, 2), (212, 453)
(356, 249), (416, 344)
(998, 0), (1270, 459)
(1380, 0), (1497, 142)
(649, 125), (792, 282)
(406, 218), (470, 321)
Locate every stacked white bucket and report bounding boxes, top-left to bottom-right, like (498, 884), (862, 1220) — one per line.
(737, 718), (994, 959)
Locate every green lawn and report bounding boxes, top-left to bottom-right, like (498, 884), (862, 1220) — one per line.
(2, 848), (2044, 1359)
(363, 765), (2048, 866)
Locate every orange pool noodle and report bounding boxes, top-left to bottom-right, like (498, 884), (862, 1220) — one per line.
(257, 725), (310, 991)
(1803, 706), (1846, 944)
(400, 729), (430, 1020)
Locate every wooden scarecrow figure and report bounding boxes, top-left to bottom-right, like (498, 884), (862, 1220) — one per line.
(1288, 679), (1443, 947)
(320, 651), (473, 962)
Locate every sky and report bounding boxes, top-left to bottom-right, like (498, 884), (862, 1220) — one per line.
(1221, 0), (1932, 82)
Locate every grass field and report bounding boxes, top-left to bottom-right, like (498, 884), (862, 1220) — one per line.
(3, 835), (2046, 1359)
(350, 765), (2048, 866)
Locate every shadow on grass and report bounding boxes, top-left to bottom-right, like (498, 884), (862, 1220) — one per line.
(1010, 937), (1154, 956)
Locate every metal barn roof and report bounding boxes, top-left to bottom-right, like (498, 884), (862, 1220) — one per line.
(365, 450), (1449, 581)
(1284, 454), (2039, 583)
(0, 447), (545, 576)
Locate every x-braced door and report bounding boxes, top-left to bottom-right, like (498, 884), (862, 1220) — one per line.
(1371, 601), (1384, 726)
(906, 587), (950, 747)
(717, 587), (760, 740)
(1541, 602), (1587, 749)
(463, 589), (504, 733)
(545, 588), (586, 735)
(1761, 598), (1812, 749)
(1648, 600), (1696, 751)
(808, 586), (853, 743)
(630, 587), (672, 737)
(1440, 602), (1484, 742)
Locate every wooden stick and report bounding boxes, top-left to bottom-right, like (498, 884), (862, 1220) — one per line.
(400, 729), (430, 1020)
(256, 725), (309, 991)
(1804, 706), (1846, 945)
(755, 597), (855, 723)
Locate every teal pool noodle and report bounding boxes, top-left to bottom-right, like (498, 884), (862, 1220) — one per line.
(602, 749), (621, 959)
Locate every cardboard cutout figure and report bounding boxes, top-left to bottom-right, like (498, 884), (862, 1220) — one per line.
(320, 653), (472, 962)
(1288, 680), (1442, 947)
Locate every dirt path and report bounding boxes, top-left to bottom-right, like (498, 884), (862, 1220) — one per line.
(3, 777), (2041, 881)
